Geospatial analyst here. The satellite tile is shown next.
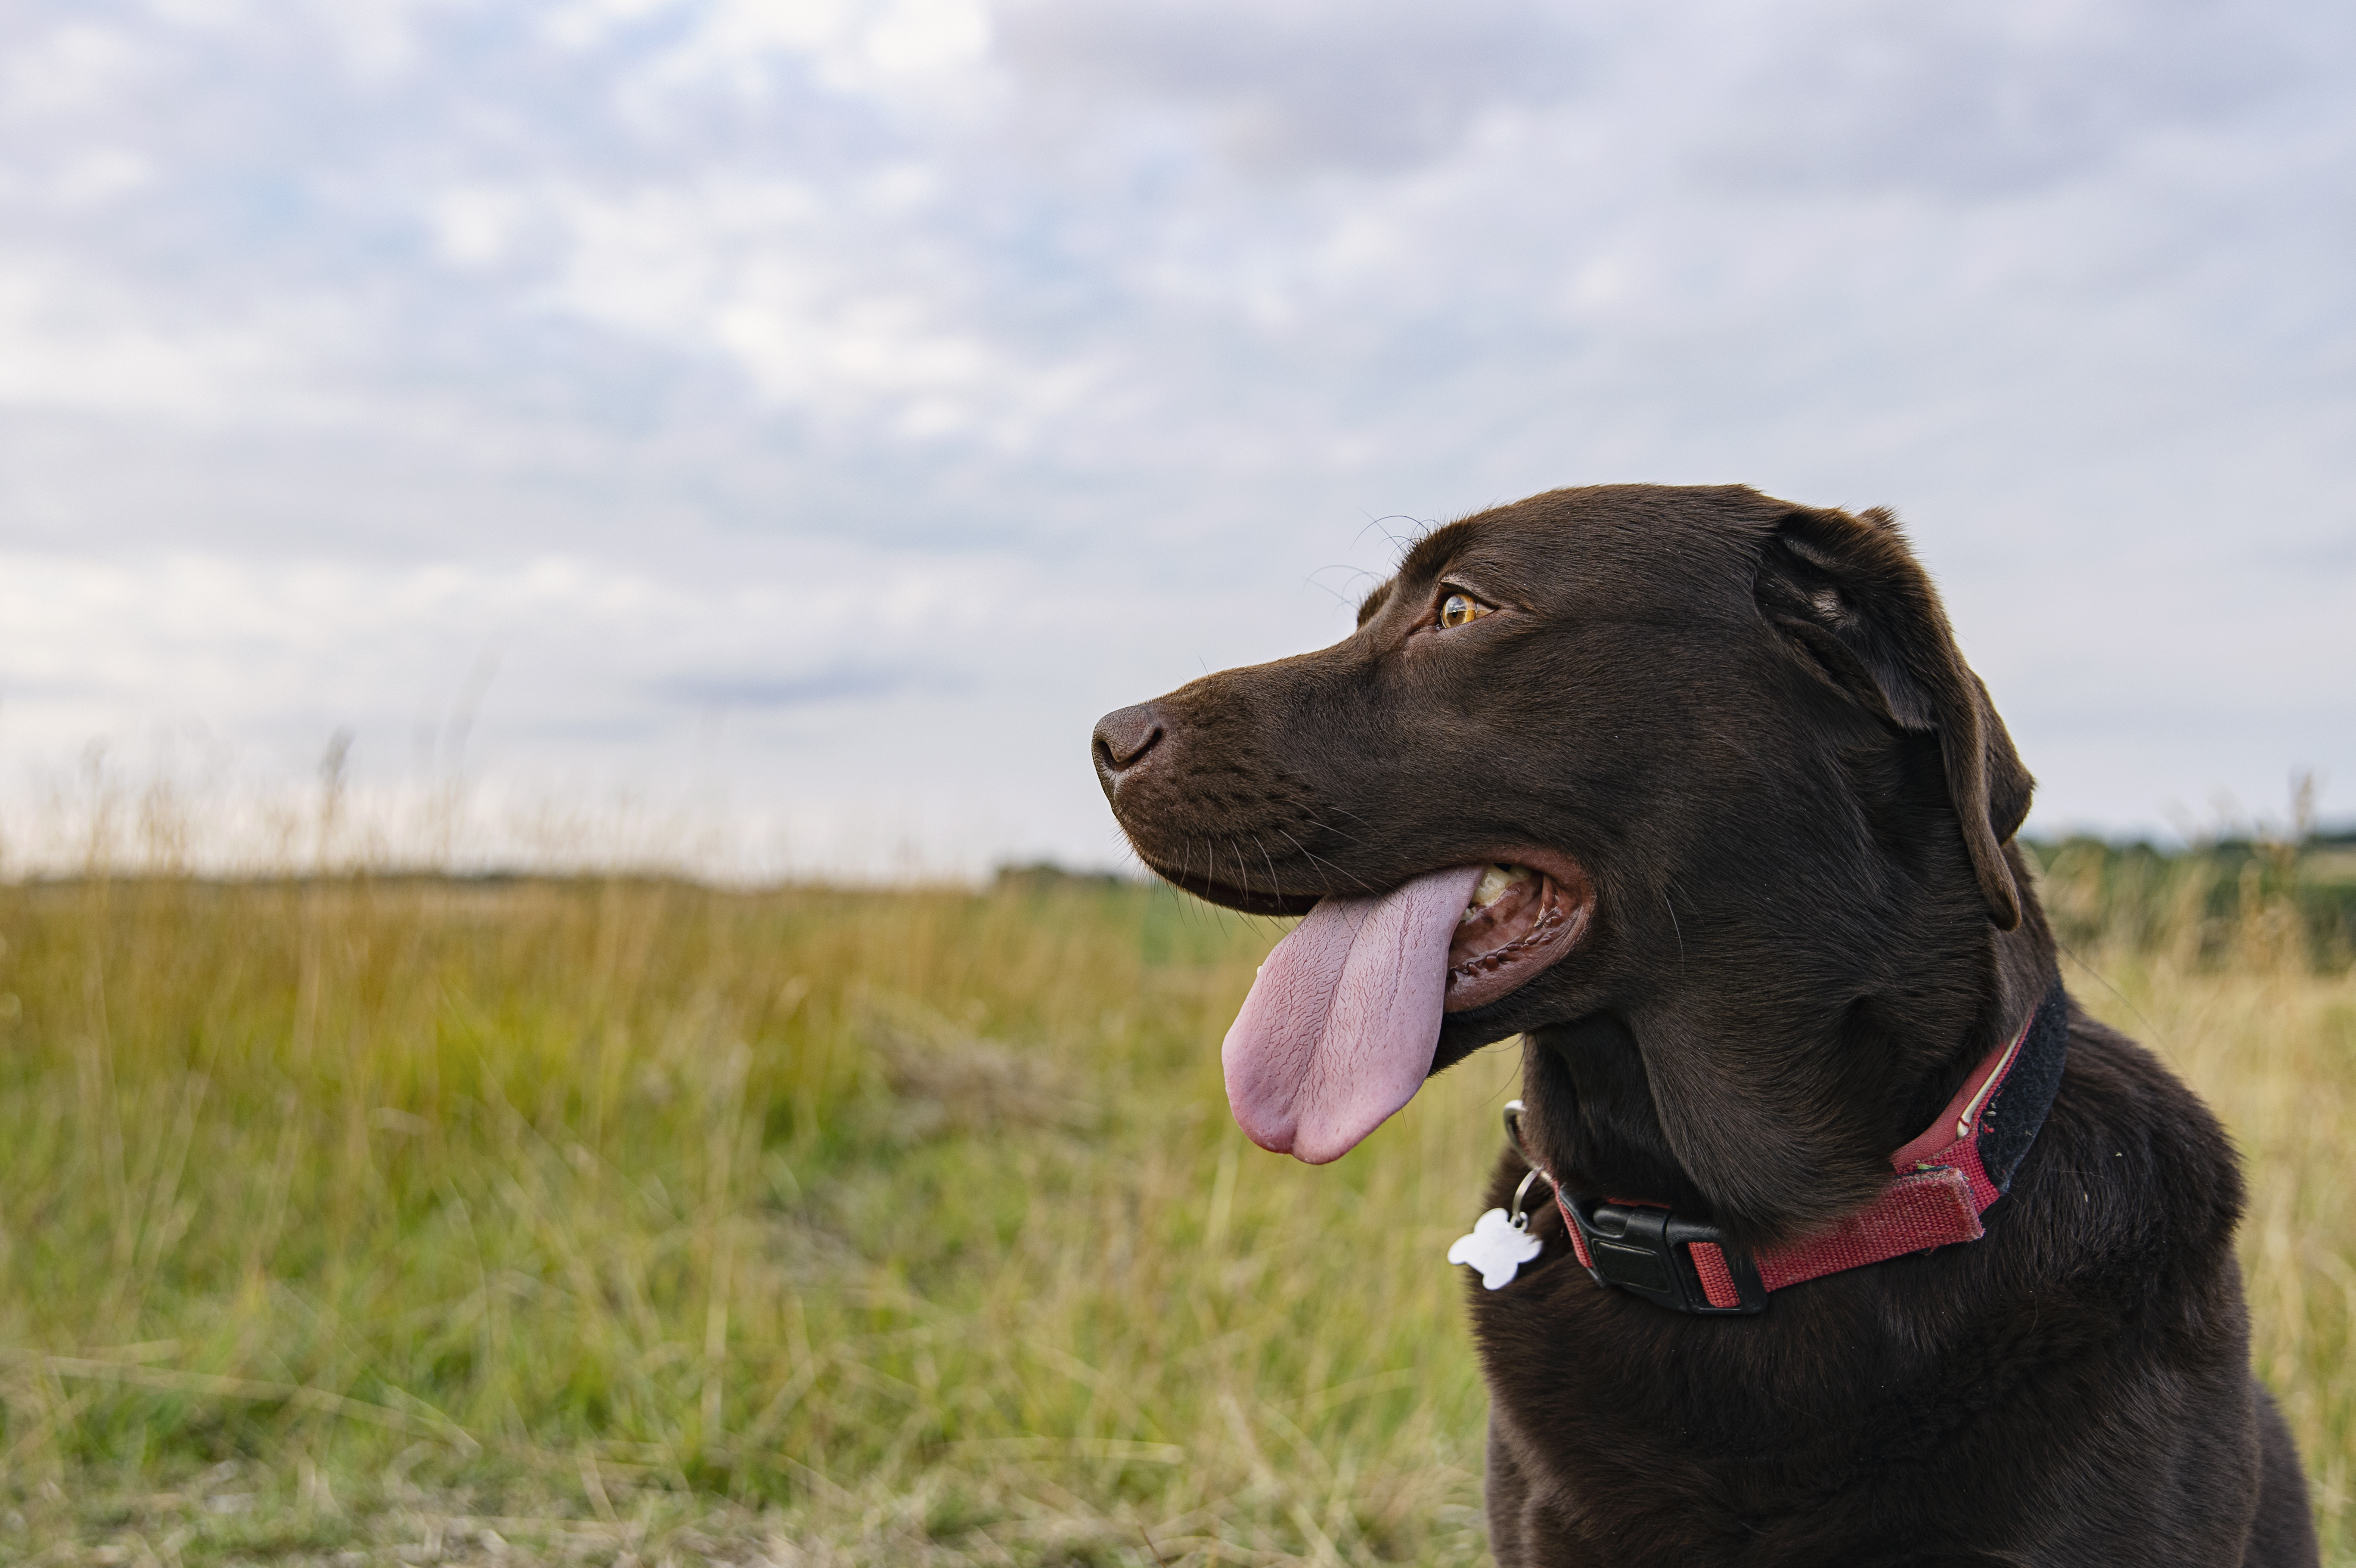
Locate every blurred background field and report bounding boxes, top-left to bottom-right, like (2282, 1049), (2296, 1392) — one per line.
(0, 836), (2350, 1567)
(7, 6), (2351, 1563)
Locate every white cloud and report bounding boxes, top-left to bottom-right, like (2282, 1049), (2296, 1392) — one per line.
(52, 147), (152, 205)
(0, 0), (2349, 868)
(431, 187), (523, 266)
(524, 172), (1097, 440)
(607, 0), (995, 114)
(0, 262), (282, 417)
(0, 23), (144, 119)
(864, 0), (989, 77)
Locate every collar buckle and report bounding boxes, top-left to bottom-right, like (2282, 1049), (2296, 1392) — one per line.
(1561, 1193), (1767, 1315)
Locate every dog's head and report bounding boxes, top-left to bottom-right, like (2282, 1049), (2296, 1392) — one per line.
(1094, 484), (2051, 1247)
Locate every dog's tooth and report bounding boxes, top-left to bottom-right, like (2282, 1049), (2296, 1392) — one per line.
(1464, 864), (1536, 919)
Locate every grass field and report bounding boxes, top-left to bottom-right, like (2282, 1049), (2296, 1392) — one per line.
(0, 844), (2349, 1565)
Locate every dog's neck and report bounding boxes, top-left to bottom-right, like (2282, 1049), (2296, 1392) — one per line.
(1521, 854), (2062, 1244)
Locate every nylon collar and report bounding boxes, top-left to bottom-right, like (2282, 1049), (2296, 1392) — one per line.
(1525, 981), (2070, 1314)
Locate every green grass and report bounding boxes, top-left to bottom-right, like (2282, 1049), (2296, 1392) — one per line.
(0, 858), (2348, 1564)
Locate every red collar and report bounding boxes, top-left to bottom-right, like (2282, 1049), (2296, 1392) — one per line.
(1541, 984), (2069, 1314)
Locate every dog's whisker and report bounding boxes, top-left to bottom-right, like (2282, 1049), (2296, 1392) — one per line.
(2054, 939), (2159, 1039)
(1272, 827), (1371, 895)
(1215, 836), (1249, 901)
(1250, 834), (1286, 903)
(1292, 812), (1364, 848)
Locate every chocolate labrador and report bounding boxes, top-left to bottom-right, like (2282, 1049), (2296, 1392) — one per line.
(1091, 486), (2316, 1567)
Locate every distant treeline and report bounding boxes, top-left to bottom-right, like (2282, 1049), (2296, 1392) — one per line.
(989, 861), (1137, 893)
(993, 837), (2356, 974)
(2024, 833), (2356, 971)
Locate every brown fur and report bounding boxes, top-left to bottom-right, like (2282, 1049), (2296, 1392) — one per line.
(1094, 484), (2316, 1565)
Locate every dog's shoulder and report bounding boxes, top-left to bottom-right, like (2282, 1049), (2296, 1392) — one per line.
(2003, 1001), (2245, 1298)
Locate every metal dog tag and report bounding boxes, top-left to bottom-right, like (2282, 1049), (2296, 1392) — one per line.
(1448, 1207), (1543, 1289)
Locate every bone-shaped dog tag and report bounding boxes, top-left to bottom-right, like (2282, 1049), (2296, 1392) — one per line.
(1448, 1207), (1543, 1290)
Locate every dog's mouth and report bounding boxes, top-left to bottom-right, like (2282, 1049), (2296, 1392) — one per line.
(1218, 854), (1592, 1164)
(1445, 862), (1580, 1012)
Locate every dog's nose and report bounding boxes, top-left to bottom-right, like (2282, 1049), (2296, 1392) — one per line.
(1092, 703), (1167, 793)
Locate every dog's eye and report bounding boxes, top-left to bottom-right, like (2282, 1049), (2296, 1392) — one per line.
(1439, 592), (1493, 629)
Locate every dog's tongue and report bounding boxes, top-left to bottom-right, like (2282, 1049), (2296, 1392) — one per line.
(1221, 864), (1486, 1164)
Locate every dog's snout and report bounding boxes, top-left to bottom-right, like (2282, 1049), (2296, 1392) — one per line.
(1092, 703), (1167, 791)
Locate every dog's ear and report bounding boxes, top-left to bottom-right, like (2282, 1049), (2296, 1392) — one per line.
(1755, 506), (2033, 930)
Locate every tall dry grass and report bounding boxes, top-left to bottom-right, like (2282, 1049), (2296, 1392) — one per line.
(0, 846), (2346, 1565)
(2035, 838), (2355, 1553)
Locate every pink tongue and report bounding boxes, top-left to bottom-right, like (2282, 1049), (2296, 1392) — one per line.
(1221, 864), (1486, 1164)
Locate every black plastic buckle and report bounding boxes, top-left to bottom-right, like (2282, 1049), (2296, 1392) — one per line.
(1561, 1193), (1767, 1315)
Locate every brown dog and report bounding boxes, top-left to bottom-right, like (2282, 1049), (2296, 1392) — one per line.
(1092, 486), (2316, 1567)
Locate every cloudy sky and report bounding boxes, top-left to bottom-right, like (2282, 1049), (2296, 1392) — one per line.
(2, 0), (2350, 876)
